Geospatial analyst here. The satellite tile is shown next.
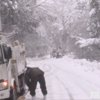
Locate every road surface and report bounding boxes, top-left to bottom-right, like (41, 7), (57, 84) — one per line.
(25, 58), (100, 100)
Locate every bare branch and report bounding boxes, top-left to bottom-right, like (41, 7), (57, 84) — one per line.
(26, 0), (32, 6)
(3, 10), (10, 20)
(28, 0), (47, 9)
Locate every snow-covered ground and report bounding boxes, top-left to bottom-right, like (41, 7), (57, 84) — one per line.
(25, 56), (100, 100)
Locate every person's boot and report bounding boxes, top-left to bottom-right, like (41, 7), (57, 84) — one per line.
(43, 94), (47, 100)
(32, 95), (36, 100)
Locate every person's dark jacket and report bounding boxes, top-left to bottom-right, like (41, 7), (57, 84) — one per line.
(25, 67), (44, 88)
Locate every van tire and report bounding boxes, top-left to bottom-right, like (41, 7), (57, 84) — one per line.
(10, 84), (17, 100)
(19, 74), (25, 95)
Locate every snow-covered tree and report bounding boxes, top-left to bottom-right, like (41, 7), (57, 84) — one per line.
(76, 0), (100, 47)
(88, 0), (100, 38)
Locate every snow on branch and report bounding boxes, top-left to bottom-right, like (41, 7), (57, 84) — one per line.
(75, 37), (100, 48)
(0, 27), (19, 38)
(71, 35), (83, 40)
(0, 28), (18, 38)
(89, 8), (96, 17)
(6, 30), (16, 38)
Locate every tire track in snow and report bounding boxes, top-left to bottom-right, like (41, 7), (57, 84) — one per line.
(58, 69), (94, 100)
(52, 64), (100, 88)
(54, 75), (74, 100)
(44, 64), (74, 100)
(51, 64), (99, 100)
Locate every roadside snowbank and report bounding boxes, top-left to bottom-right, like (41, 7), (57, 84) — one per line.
(55, 56), (100, 87)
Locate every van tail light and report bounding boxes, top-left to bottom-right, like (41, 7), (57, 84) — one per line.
(0, 81), (8, 90)
(12, 85), (14, 89)
(2, 81), (8, 87)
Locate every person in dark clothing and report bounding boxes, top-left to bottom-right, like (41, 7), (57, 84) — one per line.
(56, 52), (59, 58)
(25, 67), (47, 100)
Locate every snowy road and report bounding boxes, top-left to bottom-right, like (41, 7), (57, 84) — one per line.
(25, 57), (100, 100)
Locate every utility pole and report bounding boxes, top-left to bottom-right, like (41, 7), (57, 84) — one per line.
(0, 7), (2, 32)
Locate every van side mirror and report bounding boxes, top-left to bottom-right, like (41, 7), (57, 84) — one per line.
(3, 45), (12, 60)
(7, 47), (12, 59)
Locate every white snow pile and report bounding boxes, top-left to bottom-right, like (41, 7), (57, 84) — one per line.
(72, 58), (100, 77)
(61, 56), (100, 86)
